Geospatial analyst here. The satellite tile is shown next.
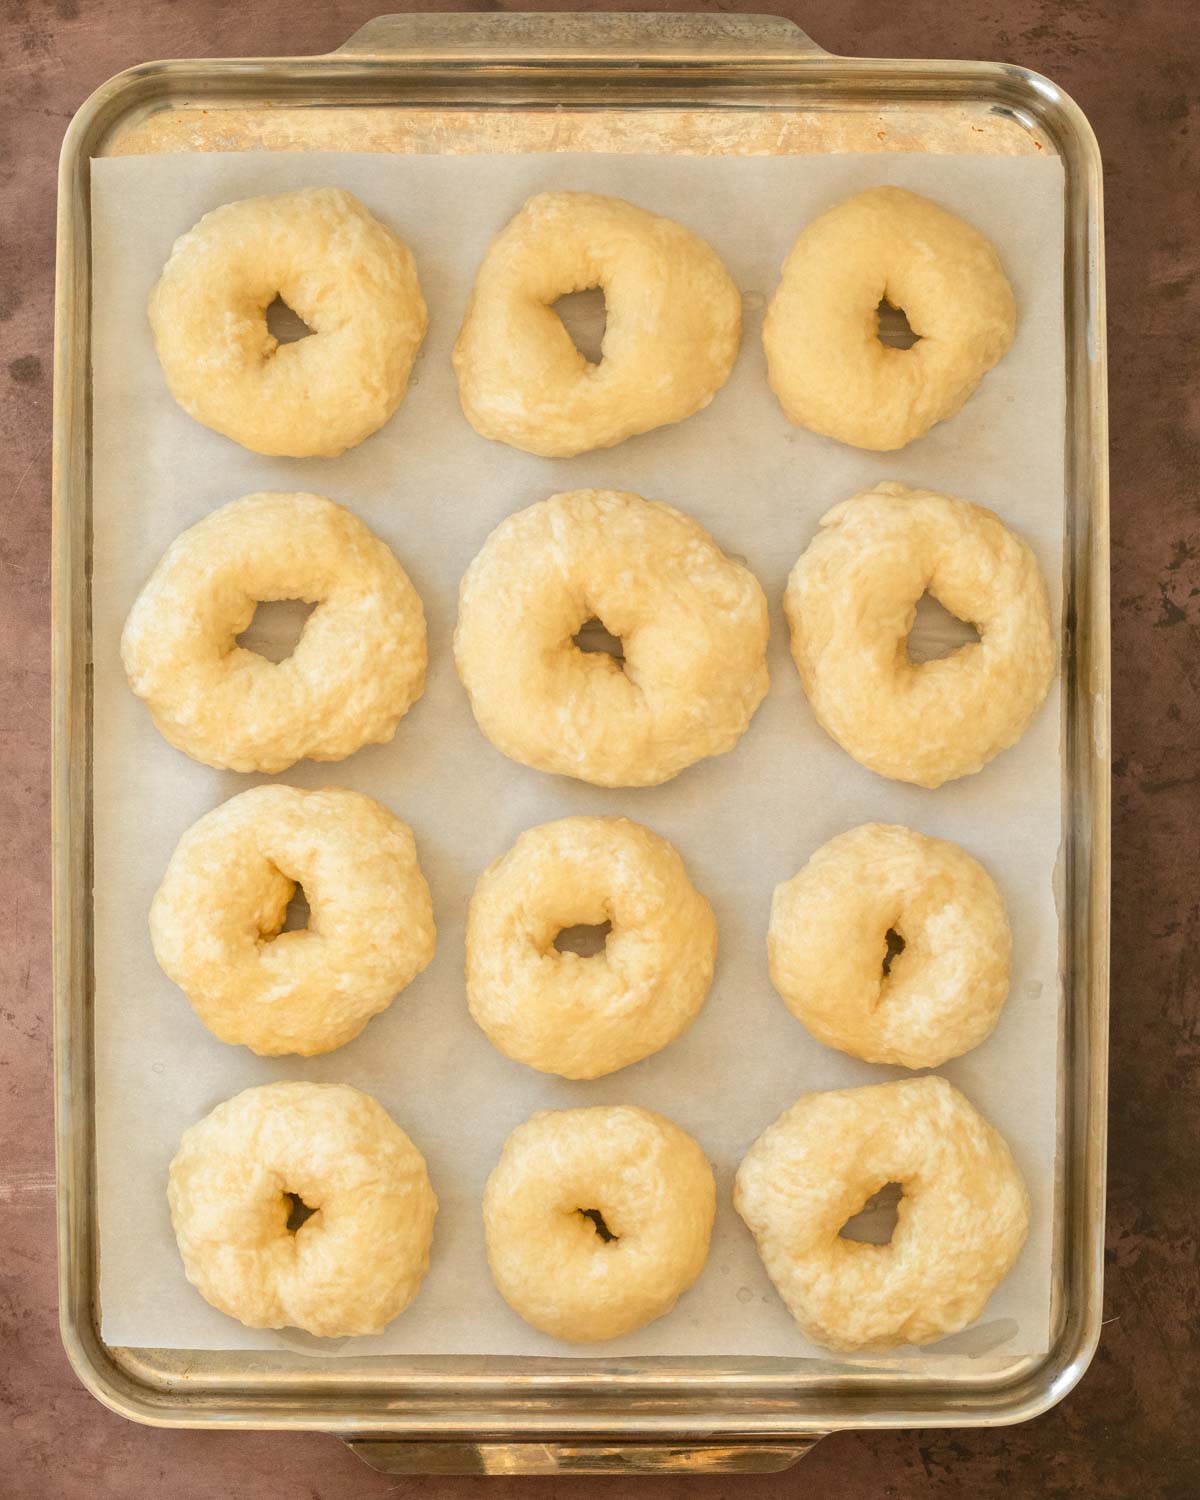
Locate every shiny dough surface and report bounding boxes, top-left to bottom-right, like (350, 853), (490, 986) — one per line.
(455, 489), (770, 787)
(121, 492), (427, 774)
(151, 785), (435, 1057)
(734, 1077), (1030, 1352)
(763, 186), (1016, 451)
(785, 481), (1055, 788)
(168, 1082), (437, 1338)
(769, 823), (1011, 1069)
(453, 192), (741, 457)
(149, 187), (427, 457)
(467, 816), (716, 1079)
(484, 1105), (716, 1342)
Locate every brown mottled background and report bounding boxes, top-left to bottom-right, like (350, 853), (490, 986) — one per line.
(1, 1), (1196, 1495)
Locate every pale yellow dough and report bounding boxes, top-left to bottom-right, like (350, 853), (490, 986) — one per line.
(455, 490), (769, 787)
(484, 1106), (715, 1342)
(453, 192), (742, 456)
(769, 823), (1011, 1069)
(734, 1077), (1029, 1352)
(149, 187), (427, 457)
(121, 492), (427, 774)
(151, 785), (435, 1057)
(467, 816), (716, 1079)
(785, 482), (1055, 788)
(764, 187), (1016, 451)
(168, 1082), (437, 1338)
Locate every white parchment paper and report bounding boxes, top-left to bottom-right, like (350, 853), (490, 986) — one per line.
(90, 149), (1065, 1359)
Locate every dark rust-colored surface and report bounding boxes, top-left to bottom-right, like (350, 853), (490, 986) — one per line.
(1, 1), (1196, 1494)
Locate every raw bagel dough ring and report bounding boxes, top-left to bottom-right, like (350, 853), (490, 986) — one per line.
(168, 1082), (437, 1337)
(734, 1077), (1029, 1352)
(455, 489), (770, 787)
(484, 1105), (715, 1342)
(785, 482), (1055, 788)
(151, 785), (435, 1057)
(150, 187), (427, 457)
(769, 823), (1011, 1068)
(467, 816), (716, 1079)
(453, 192), (742, 456)
(763, 186), (1016, 450)
(121, 492), (427, 774)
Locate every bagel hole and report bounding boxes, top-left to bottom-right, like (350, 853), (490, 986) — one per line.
(554, 920), (612, 958)
(236, 599), (317, 663)
(907, 592), (981, 664)
(281, 883), (311, 934)
(554, 287), (607, 365)
(577, 1207), (619, 1243)
(882, 927), (906, 977)
(839, 1182), (903, 1245)
(266, 295), (315, 344)
(285, 1192), (318, 1233)
(876, 297), (921, 350)
(573, 616), (625, 665)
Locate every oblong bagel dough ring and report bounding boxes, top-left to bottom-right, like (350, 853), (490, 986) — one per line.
(467, 816), (717, 1079)
(763, 186), (1016, 450)
(769, 823), (1011, 1068)
(484, 1105), (716, 1341)
(168, 1082), (437, 1337)
(453, 192), (742, 456)
(454, 489), (770, 787)
(784, 482), (1055, 788)
(149, 187), (427, 457)
(150, 785), (436, 1057)
(121, 492), (427, 774)
(734, 1077), (1030, 1352)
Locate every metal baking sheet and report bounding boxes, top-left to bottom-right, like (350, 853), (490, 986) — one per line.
(53, 12), (1108, 1465)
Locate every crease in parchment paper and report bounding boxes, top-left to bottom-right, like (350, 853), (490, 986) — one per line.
(89, 149), (1065, 1360)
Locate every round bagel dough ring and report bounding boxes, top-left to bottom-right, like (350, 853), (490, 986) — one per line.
(483, 1105), (716, 1342)
(453, 192), (742, 457)
(467, 816), (717, 1079)
(454, 489), (770, 787)
(784, 481), (1055, 788)
(168, 1081), (437, 1337)
(763, 186), (1016, 451)
(149, 187), (427, 457)
(121, 491), (427, 774)
(734, 1076), (1030, 1352)
(769, 823), (1011, 1069)
(151, 784), (435, 1057)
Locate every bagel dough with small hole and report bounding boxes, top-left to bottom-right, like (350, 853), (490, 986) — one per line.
(453, 192), (741, 456)
(484, 1105), (716, 1342)
(151, 785), (435, 1056)
(763, 186), (1015, 450)
(769, 823), (1011, 1068)
(455, 489), (769, 787)
(149, 187), (427, 457)
(168, 1081), (437, 1337)
(735, 1077), (1029, 1351)
(121, 492), (427, 774)
(467, 816), (716, 1079)
(784, 482), (1055, 787)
